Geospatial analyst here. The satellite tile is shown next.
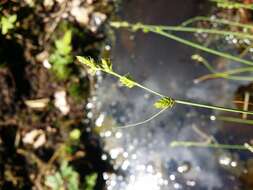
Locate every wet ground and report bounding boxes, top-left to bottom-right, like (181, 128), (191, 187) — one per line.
(94, 0), (253, 190)
(0, 1), (115, 189)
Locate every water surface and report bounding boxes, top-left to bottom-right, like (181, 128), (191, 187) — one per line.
(96, 1), (244, 189)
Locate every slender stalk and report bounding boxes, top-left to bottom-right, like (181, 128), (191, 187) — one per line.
(195, 67), (253, 82)
(210, 0), (253, 10)
(181, 16), (253, 29)
(144, 24), (253, 40)
(217, 67), (253, 75)
(109, 70), (164, 97)
(192, 54), (216, 73)
(101, 63), (253, 114)
(77, 56), (253, 116)
(150, 28), (253, 66)
(213, 75), (253, 81)
(111, 22), (253, 66)
(196, 74), (253, 82)
(214, 115), (253, 125)
(115, 107), (168, 129)
(170, 140), (249, 150)
(240, 44), (253, 58)
(175, 99), (253, 115)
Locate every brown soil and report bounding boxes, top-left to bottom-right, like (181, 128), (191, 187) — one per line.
(0, 0), (115, 189)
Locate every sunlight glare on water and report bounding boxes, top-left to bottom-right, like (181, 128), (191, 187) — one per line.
(96, 0), (244, 189)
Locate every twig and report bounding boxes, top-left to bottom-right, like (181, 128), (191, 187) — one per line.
(170, 140), (251, 151)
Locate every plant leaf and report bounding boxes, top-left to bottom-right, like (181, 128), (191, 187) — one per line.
(101, 58), (112, 72)
(9, 15), (17, 23)
(1, 14), (17, 35)
(85, 173), (98, 190)
(154, 97), (174, 109)
(76, 56), (98, 73)
(63, 30), (72, 45)
(55, 31), (72, 55)
(119, 74), (135, 88)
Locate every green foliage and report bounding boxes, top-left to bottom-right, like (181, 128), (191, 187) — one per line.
(0, 14), (17, 35)
(77, 56), (253, 115)
(69, 83), (81, 99)
(77, 56), (136, 88)
(45, 161), (79, 190)
(111, 21), (253, 66)
(76, 56), (98, 74)
(69, 82), (86, 102)
(50, 31), (73, 79)
(210, 0), (253, 10)
(119, 74), (135, 88)
(101, 59), (113, 73)
(110, 20), (253, 83)
(154, 97), (175, 109)
(84, 173), (97, 190)
(170, 140), (252, 152)
(45, 172), (63, 190)
(69, 129), (81, 141)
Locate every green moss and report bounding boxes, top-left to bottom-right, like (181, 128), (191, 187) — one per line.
(49, 30), (73, 79)
(69, 129), (81, 141)
(84, 173), (98, 190)
(45, 161), (79, 190)
(0, 14), (17, 35)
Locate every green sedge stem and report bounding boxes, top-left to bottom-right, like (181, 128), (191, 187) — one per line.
(192, 54), (216, 73)
(150, 28), (253, 66)
(201, 59), (216, 73)
(218, 67), (253, 75)
(197, 67), (253, 81)
(98, 66), (253, 115)
(77, 56), (253, 121)
(210, 0), (253, 10)
(110, 22), (253, 66)
(115, 107), (168, 129)
(108, 69), (164, 97)
(195, 74), (253, 83)
(175, 99), (253, 115)
(181, 16), (253, 29)
(215, 115), (253, 125)
(213, 75), (253, 81)
(170, 140), (249, 150)
(144, 25), (253, 40)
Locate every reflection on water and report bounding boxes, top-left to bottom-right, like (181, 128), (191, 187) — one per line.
(95, 0), (245, 189)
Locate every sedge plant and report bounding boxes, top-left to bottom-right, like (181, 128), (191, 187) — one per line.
(76, 56), (253, 122)
(110, 21), (253, 66)
(76, 57), (253, 152)
(0, 14), (17, 35)
(78, 14), (253, 151)
(182, 15), (253, 81)
(110, 19), (253, 82)
(170, 140), (253, 152)
(49, 30), (73, 79)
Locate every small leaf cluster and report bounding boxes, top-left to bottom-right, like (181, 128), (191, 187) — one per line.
(154, 97), (175, 109)
(84, 173), (97, 190)
(110, 21), (151, 33)
(45, 161), (79, 190)
(69, 128), (81, 141)
(101, 59), (113, 73)
(211, 0), (253, 9)
(50, 30), (73, 79)
(0, 14), (17, 35)
(77, 56), (136, 88)
(76, 56), (99, 74)
(119, 74), (135, 88)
